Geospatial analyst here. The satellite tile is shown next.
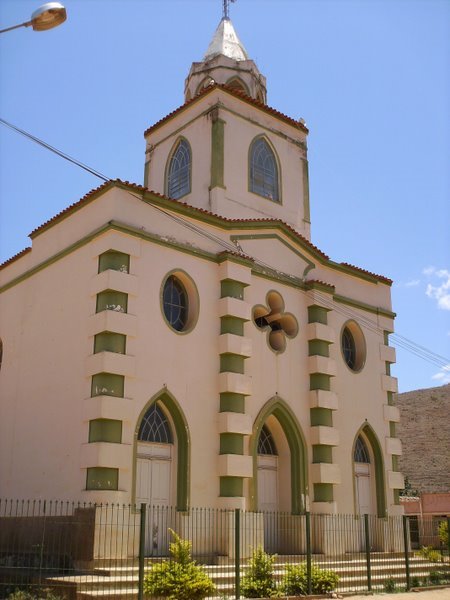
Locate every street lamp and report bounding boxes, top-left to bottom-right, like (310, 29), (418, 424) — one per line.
(0, 2), (67, 35)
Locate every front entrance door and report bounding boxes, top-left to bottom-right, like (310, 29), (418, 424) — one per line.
(136, 443), (172, 555)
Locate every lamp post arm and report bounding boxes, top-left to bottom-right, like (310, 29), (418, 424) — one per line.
(0, 21), (32, 35)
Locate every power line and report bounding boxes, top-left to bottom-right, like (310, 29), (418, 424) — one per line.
(2, 117), (448, 371)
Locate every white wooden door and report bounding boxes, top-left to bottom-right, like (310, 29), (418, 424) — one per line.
(136, 443), (172, 555)
(257, 455), (279, 552)
(355, 463), (373, 515)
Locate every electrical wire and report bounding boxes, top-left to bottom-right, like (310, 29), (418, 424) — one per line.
(2, 117), (448, 371)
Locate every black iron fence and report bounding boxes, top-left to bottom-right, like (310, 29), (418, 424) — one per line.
(0, 499), (449, 599)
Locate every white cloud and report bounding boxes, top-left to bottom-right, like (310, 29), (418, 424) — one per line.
(405, 279), (420, 287)
(432, 364), (450, 384)
(424, 268), (450, 310)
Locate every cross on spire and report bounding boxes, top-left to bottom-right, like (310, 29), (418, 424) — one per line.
(223, 0), (236, 20)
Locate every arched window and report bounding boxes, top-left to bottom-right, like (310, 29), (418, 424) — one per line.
(226, 77), (249, 96)
(354, 435), (370, 463)
(258, 424), (278, 455)
(167, 139), (191, 199)
(138, 403), (173, 444)
(249, 137), (279, 201)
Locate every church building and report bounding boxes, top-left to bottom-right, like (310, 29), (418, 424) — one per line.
(0, 8), (404, 543)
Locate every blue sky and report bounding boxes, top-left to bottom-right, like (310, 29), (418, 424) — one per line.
(0, 0), (449, 392)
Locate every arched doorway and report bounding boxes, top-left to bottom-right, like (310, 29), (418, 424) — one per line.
(136, 402), (175, 507)
(352, 424), (386, 518)
(134, 390), (190, 555)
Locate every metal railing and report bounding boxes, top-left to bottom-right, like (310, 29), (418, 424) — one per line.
(0, 499), (449, 599)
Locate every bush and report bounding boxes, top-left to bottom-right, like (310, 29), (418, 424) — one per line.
(7, 589), (64, 600)
(438, 521), (448, 547)
(418, 546), (441, 563)
(143, 530), (215, 600)
(240, 546), (279, 598)
(281, 562), (339, 595)
(383, 577), (397, 593)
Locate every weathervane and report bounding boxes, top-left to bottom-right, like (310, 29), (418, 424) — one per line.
(223, 0), (236, 20)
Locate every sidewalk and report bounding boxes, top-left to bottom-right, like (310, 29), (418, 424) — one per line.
(345, 587), (450, 600)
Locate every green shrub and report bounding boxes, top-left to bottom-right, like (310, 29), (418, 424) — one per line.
(281, 562), (339, 595)
(438, 521), (448, 547)
(240, 546), (279, 598)
(7, 589), (64, 600)
(383, 577), (396, 593)
(143, 530), (215, 600)
(418, 546), (441, 562)
(428, 569), (450, 585)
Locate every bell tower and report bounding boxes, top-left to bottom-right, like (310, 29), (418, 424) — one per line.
(184, 3), (267, 103)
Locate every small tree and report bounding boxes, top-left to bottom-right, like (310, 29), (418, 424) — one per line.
(143, 530), (215, 600)
(438, 520), (448, 547)
(240, 546), (279, 598)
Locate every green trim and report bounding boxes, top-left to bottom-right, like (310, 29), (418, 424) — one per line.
(334, 294), (396, 319)
(96, 290), (128, 314)
(310, 374), (331, 391)
(143, 158), (150, 188)
(393, 489), (400, 505)
(301, 158), (311, 224)
(220, 433), (244, 455)
(91, 373), (124, 398)
(308, 305), (329, 325)
(132, 389), (190, 511)
(305, 280), (335, 293)
(221, 316), (245, 336)
(220, 354), (245, 374)
(386, 362), (391, 376)
(94, 332), (126, 354)
(387, 391), (394, 406)
(210, 114), (225, 189)
(356, 424), (387, 517)
(86, 467), (118, 491)
(98, 250), (130, 274)
(392, 455), (399, 471)
(220, 476), (243, 497)
(250, 397), (308, 514)
(89, 419), (122, 443)
(313, 483), (333, 503)
(231, 233), (315, 279)
(389, 422), (396, 437)
(384, 331), (390, 345)
(308, 340), (330, 357)
(310, 408), (333, 427)
(221, 279), (246, 299)
(220, 393), (245, 413)
(312, 445), (333, 464)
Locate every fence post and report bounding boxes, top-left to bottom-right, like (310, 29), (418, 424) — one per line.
(306, 511), (312, 595)
(234, 509), (241, 600)
(364, 514), (372, 591)
(402, 515), (411, 591)
(138, 503), (146, 600)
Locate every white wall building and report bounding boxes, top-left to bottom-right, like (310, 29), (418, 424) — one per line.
(0, 14), (403, 542)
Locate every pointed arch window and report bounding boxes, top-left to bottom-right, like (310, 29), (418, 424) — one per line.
(354, 435), (370, 463)
(167, 139), (191, 199)
(249, 137), (279, 202)
(258, 424), (278, 456)
(138, 403), (173, 444)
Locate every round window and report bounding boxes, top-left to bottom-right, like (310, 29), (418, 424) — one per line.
(161, 271), (199, 333)
(341, 321), (366, 372)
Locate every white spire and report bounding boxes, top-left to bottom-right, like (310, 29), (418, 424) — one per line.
(204, 17), (249, 62)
